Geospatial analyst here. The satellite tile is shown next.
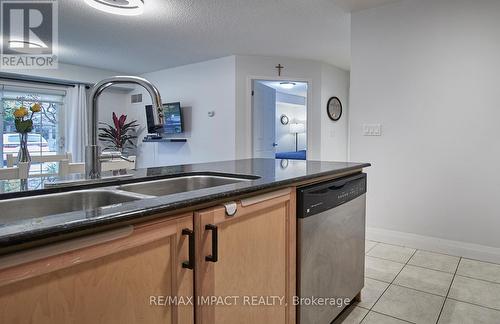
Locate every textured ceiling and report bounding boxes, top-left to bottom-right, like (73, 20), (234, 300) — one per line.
(59, 0), (351, 73)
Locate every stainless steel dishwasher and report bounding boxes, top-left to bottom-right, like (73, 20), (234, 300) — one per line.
(297, 173), (366, 324)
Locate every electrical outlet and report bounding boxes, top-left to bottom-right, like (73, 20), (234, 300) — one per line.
(363, 124), (382, 136)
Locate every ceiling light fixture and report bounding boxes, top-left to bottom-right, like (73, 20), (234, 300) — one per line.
(280, 82), (296, 90)
(84, 0), (144, 16)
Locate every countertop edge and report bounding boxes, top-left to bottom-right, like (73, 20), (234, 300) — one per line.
(0, 161), (370, 254)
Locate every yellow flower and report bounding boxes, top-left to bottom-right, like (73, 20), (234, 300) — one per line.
(13, 107), (28, 118)
(30, 103), (42, 113)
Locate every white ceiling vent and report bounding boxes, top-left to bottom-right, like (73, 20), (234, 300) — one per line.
(131, 93), (142, 103)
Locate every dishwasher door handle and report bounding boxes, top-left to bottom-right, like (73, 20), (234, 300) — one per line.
(328, 183), (347, 190)
(306, 173), (365, 195)
(309, 185), (344, 195)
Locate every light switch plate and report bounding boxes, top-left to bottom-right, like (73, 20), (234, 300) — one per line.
(363, 124), (382, 136)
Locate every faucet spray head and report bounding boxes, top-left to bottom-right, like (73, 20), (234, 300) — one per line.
(154, 104), (164, 131)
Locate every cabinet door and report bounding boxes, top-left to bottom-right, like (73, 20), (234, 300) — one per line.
(195, 188), (296, 324)
(0, 213), (194, 324)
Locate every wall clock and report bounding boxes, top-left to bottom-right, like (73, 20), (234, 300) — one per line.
(280, 114), (289, 125)
(327, 97), (342, 121)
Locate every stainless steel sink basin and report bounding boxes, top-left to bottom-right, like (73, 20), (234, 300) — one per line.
(0, 174), (256, 224)
(0, 189), (144, 223)
(117, 175), (251, 197)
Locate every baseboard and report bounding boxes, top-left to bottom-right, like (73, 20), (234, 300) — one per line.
(367, 227), (500, 264)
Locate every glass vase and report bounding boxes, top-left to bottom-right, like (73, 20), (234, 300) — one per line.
(17, 132), (32, 168)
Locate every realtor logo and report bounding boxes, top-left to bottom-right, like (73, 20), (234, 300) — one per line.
(1, 0), (58, 69)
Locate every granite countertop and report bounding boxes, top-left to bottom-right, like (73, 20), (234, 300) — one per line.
(0, 158), (370, 254)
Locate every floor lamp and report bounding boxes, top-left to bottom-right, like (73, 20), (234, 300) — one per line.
(289, 123), (305, 152)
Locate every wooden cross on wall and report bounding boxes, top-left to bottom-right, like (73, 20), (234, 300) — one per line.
(275, 64), (284, 76)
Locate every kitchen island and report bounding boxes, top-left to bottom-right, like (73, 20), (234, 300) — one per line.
(0, 158), (369, 324)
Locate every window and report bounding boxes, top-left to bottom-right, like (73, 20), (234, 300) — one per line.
(0, 82), (67, 174)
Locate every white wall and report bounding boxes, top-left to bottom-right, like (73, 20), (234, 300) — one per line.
(350, 0), (500, 255)
(321, 63), (350, 162)
(131, 56), (237, 167)
(117, 55), (348, 167)
(28, 56), (347, 168)
(98, 89), (131, 124)
(235, 55), (349, 161)
(96, 88), (137, 153)
(39, 56), (347, 167)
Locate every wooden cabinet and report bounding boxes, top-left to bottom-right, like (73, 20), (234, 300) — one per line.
(0, 213), (194, 324)
(194, 188), (296, 324)
(0, 187), (297, 324)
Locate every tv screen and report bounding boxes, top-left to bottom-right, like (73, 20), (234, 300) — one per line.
(145, 102), (183, 134)
(145, 105), (157, 134)
(162, 102), (183, 134)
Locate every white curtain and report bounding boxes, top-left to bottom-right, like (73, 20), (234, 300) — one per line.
(65, 84), (88, 162)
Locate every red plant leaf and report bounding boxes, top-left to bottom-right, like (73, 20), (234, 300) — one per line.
(112, 112), (120, 130)
(119, 114), (127, 128)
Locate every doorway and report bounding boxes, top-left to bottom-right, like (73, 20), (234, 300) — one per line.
(252, 80), (308, 160)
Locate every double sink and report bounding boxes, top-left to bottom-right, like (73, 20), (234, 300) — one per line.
(0, 175), (255, 222)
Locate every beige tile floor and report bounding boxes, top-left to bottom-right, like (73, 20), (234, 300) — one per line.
(334, 241), (500, 324)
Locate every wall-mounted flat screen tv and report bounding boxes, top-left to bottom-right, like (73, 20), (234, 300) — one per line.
(145, 102), (184, 134)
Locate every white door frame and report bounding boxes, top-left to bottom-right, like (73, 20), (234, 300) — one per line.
(246, 75), (313, 159)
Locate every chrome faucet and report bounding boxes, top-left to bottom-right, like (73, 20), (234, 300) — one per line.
(85, 76), (164, 179)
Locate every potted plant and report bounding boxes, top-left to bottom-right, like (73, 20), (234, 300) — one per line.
(13, 103), (42, 167)
(98, 112), (139, 153)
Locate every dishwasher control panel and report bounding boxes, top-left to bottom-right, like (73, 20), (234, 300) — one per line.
(297, 173), (367, 218)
